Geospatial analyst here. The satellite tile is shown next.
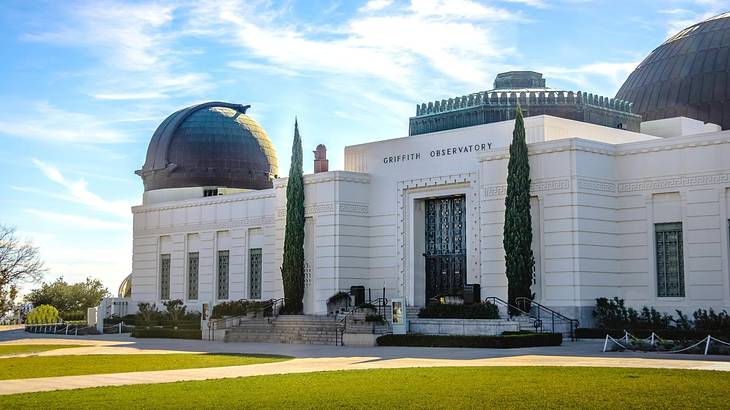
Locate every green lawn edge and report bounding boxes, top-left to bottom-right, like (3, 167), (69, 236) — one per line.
(0, 353), (290, 380)
(0, 344), (83, 356)
(2, 366), (729, 409)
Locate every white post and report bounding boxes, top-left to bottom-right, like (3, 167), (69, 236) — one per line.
(704, 335), (712, 355)
(118, 322), (122, 334)
(603, 335), (610, 352)
(65, 324), (69, 335)
(650, 333), (655, 346)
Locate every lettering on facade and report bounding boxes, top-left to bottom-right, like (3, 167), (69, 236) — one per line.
(382, 142), (493, 165)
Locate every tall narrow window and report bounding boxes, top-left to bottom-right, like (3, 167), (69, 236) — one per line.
(160, 254), (170, 300)
(188, 252), (199, 300)
(656, 222), (685, 297)
(217, 250), (229, 300)
(249, 248), (262, 299)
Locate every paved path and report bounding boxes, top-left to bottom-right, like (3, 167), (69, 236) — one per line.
(1, 329), (730, 395)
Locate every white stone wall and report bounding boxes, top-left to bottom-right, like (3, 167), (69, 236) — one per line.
(130, 114), (730, 324)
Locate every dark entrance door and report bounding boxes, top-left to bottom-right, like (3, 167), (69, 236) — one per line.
(424, 195), (467, 302)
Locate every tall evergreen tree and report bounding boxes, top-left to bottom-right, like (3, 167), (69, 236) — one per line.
(281, 119), (305, 314)
(503, 105), (535, 311)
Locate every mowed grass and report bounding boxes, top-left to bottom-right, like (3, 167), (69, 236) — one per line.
(0, 353), (289, 380)
(4, 366), (730, 409)
(0, 344), (82, 356)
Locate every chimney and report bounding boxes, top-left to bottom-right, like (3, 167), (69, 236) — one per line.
(313, 144), (328, 173)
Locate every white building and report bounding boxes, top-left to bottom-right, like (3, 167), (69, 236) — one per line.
(130, 94), (730, 325)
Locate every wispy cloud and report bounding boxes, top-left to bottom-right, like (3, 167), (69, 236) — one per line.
(541, 62), (640, 92)
(24, 2), (211, 100)
(0, 102), (130, 144)
(32, 159), (133, 219)
(202, 0), (520, 90)
(25, 209), (130, 231)
(359, 0), (394, 12)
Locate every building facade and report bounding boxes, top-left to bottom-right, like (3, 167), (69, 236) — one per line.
(131, 109), (730, 324)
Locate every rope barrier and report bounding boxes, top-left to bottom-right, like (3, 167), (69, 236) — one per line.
(603, 332), (730, 355)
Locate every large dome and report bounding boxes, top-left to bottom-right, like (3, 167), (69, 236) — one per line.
(616, 12), (730, 129)
(136, 102), (278, 191)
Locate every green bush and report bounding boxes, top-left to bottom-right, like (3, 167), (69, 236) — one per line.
(327, 291), (350, 305)
(693, 308), (730, 331)
(131, 328), (202, 340)
(377, 333), (562, 348)
(211, 300), (248, 319)
(61, 310), (86, 321)
(418, 302), (499, 319)
(365, 313), (385, 324)
(26, 305), (60, 324)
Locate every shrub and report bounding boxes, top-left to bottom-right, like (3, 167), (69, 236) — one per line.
(327, 291), (350, 305)
(137, 302), (159, 325)
(365, 313), (385, 324)
(211, 300), (248, 319)
(131, 328), (201, 340)
(418, 302), (499, 319)
(163, 299), (187, 325)
(377, 333), (562, 348)
(61, 310), (86, 321)
(693, 308), (730, 331)
(26, 305), (60, 324)
(593, 297), (673, 329)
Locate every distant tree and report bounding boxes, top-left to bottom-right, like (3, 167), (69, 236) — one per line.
(280, 119), (305, 314)
(0, 225), (45, 315)
(503, 105), (535, 311)
(25, 277), (110, 314)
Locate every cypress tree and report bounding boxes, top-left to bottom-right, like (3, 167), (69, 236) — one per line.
(503, 105), (535, 311)
(281, 119), (305, 314)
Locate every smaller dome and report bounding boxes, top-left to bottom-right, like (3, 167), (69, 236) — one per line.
(118, 273), (132, 298)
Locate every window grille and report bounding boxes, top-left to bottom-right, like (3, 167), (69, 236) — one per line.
(249, 248), (262, 299)
(160, 254), (170, 300)
(217, 250), (229, 300)
(656, 222), (684, 297)
(188, 252), (199, 300)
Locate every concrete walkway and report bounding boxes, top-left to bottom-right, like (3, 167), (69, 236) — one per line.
(2, 329), (730, 396)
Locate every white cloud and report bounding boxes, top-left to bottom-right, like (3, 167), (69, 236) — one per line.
(359, 0), (394, 12)
(24, 2), (211, 100)
(541, 62), (639, 92)
(32, 159), (133, 219)
(25, 209), (130, 231)
(0, 102), (129, 144)
(503, 0), (547, 7)
(203, 0), (520, 90)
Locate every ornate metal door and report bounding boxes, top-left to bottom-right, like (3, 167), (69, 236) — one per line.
(424, 195), (467, 302)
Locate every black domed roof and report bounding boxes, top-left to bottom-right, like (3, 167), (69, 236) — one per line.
(137, 102), (278, 191)
(616, 12), (730, 129)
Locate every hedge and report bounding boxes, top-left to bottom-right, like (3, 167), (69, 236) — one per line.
(576, 328), (730, 341)
(418, 303), (499, 319)
(376, 332), (562, 348)
(131, 328), (202, 340)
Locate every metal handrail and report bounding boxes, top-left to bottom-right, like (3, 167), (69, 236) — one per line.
(484, 296), (531, 318)
(335, 297), (390, 346)
(515, 297), (579, 341)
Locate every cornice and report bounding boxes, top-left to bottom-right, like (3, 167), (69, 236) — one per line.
(132, 191), (276, 214)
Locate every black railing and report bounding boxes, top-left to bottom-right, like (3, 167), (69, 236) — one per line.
(207, 298), (286, 341)
(335, 295), (390, 346)
(515, 297), (579, 341)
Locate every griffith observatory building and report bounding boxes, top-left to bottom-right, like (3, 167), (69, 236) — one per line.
(128, 13), (730, 326)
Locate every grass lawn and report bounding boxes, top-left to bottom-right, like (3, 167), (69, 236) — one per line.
(3, 366), (730, 409)
(0, 344), (82, 356)
(0, 353), (289, 380)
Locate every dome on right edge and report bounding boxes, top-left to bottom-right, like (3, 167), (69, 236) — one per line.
(615, 12), (730, 129)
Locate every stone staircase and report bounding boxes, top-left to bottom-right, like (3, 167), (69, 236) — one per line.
(225, 315), (339, 345)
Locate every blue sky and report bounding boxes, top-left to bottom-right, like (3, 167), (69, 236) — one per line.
(0, 0), (727, 294)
